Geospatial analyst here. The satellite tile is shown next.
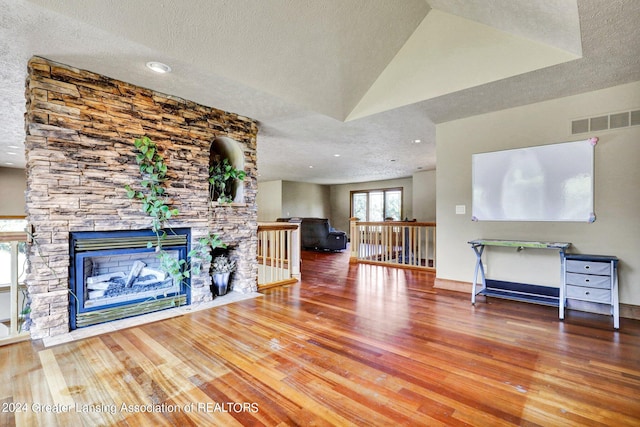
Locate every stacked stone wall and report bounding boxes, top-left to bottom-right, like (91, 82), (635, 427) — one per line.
(24, 56), (258, 339)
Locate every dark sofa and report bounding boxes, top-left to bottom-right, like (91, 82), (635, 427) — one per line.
(277, 217), (347, 251)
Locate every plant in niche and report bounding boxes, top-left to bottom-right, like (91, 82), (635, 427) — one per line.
(125, 136), (226, 283)
(209, 157), (246, 203)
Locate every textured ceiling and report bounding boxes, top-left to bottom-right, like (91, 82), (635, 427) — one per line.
(1, 0), (639, 184)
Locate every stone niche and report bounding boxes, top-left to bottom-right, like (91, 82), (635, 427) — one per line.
(24, 56), (259, 339)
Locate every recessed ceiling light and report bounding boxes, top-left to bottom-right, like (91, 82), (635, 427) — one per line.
(333, 154), (341, 157)
(146, 61), (172, 74)
(413, 139), (421, 143)
(8, 145), (20, 149)
(309, 165), (314, 168)
(7, 152), (16, 155)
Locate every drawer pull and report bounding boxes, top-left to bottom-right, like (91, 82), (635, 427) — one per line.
(585, 291), (590, 295)
(585, 279), (590, 282)
(584, 265), (590, 270)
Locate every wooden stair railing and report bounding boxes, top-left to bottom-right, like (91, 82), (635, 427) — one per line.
(257, 222), (301, 290)
(349, 218), (436, 271)
(0, 231), (30, 345)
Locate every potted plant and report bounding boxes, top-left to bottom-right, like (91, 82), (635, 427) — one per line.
(209, 158), (246, 203)
(211, 254), (236, 296)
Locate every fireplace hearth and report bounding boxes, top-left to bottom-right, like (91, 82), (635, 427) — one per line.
(69, 229), (191, 329)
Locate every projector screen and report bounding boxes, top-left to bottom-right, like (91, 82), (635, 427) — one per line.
(472, 138), (596, 222)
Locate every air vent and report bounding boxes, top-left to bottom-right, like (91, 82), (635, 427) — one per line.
(610, 112), (630, 129)
(590, 116), (608, 131)
(74, 234), (187, 252)
(571, 119), (589, 134)
(572, 109), (640, 134)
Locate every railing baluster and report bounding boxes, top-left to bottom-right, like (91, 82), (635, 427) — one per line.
(349, 219), (436, 271)
(257, 222), (300, 289)
(11, 242), (19, 335)
(0, 232), (29, 345)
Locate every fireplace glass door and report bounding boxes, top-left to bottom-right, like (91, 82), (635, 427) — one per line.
(69, 229), (190, 329)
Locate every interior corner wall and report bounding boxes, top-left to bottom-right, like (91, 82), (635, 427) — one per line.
(0, 167), (26, 216)
(436, 80), (640, 306)
(412, 169), (436, 221)
(257, 180), (283, 221)
(282, 181), (330, 219)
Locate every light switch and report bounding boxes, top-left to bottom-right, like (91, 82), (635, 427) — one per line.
(455, 205), (466, 215)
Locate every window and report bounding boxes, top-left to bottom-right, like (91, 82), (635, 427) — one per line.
(350, 188), (403, 221)
(0, 218), (27, 232)
(0, 217), (28, 287)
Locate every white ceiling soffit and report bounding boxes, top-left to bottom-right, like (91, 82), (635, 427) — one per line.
(23, 0), (581, 123)
(25, 0), (430, 121)
(347, 3), (582, 121)
(427, 0), (582, 56)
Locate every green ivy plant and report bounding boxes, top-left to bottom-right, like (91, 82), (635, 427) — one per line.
(157, 233), (226, 283)
(125, 136), (226, 283)
(209, 157), (246, 203)
(191, 233), (226, 275)
(125, 136), (177, 236)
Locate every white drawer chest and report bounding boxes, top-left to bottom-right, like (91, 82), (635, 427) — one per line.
(560, 254), (619, 329)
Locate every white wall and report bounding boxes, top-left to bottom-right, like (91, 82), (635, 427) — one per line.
(282, 181), (330, 219)
(436, 81), (640, 306)
(0, 168), (26, 216)
(412, 169), (436, 221)
(256, 180), (282, 221)
(257, 180), (330, 221)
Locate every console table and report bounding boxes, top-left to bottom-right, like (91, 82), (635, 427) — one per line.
(561, 253), (619, 329)
(469, 239), (571, 306)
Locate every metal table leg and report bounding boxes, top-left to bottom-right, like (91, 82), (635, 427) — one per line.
(471, 244), (485, 305)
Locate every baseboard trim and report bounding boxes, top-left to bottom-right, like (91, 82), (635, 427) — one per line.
(434, 278), (640, 321)
(621, 303), (640, 321)
(434, 278), (472, 293)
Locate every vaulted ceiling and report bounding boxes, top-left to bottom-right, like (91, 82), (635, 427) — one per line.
(1, 0), (639, 183)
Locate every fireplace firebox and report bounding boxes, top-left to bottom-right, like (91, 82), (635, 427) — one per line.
(69, 229), (191, 329)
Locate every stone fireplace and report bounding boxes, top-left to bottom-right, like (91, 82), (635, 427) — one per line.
(24, 57), (259, 339)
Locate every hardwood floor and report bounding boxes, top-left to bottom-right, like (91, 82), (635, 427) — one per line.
(2, 249), (640, 426)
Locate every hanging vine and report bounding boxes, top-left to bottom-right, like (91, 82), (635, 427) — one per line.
(125, 136), (225, 282)
(125, 136), (176, 235)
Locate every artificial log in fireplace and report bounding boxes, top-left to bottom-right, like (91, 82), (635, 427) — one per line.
(69, 229), (191, 329)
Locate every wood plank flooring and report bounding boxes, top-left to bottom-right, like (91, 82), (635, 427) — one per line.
(1, 249), (640, 426)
